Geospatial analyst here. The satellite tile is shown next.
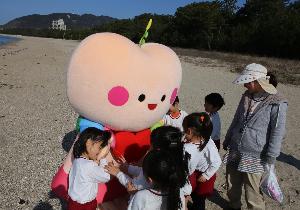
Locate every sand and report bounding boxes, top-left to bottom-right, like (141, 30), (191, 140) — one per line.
(0, 35), (299, 210)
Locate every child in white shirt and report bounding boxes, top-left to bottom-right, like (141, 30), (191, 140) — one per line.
(68, 127), (113, 210)
(163, 96), (188, 132)
(105, 126), (192, 205)
(204, 93), (225, 151)
(182, 112), (222, 210)
(128, 150), (186, 210)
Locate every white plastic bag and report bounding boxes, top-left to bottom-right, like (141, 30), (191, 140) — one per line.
(260, 164), (283, 203)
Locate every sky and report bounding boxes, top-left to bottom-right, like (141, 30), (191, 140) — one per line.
(0, 0), (246, 25)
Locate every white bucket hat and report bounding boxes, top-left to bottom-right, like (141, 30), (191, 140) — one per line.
(233, 63), (277, 94)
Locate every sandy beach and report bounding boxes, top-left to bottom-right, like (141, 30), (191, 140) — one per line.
(0, 36), (299, 210)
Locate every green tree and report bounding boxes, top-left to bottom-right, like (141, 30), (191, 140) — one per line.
(173, 1), (226, 50)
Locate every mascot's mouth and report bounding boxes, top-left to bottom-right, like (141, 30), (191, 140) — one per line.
(148, 104), (157, 110)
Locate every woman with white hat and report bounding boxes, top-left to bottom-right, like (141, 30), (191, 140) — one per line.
(223, 63), (288, 210)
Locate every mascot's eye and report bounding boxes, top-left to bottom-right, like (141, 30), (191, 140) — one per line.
(161, 95), (166, 102)
(138, 94), (145, 102)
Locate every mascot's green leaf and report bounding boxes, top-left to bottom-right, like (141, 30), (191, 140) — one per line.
(139, 19), (152, 46)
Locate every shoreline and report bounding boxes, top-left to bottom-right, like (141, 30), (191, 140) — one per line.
(0, 34), (22, 46)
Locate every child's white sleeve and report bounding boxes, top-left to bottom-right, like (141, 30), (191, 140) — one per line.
(131, 171), (150, 190)
(181, 180), (192, 196)
(116, 171), (131, 187)
(90, 165), (111, 183)
(202, 143), (221, 180)
(128, 165), (142, 177)
(182, 110), (188, 118)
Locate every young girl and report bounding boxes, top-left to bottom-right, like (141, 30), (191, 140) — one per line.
(163, 96), (188, 132)
(150, 126), (190, 192)
(128, 149), (185, 210)
(182, 112), (222, 210)
(105, 126), (191, 203)
(68, 127), (112, 210)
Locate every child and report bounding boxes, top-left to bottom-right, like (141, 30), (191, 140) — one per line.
(163, 96), (188, 132)
(128, 149), (186, 210)
(182, 112), (222, 210)
(68, 127), (112, 210)
(204, 93), (225, 150)
(150, 126), (190, 191)
(105, 126), (191, 196)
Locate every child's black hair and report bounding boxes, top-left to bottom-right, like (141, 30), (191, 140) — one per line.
(267, 72), (278, 87)
(205, 93), (225, 111)
(73, 127), (112, 158)
(150, 126), (190, 188)
(143, 150), (183, 210)
(182, 112), (213, 151)
(172, 96), (179, 106)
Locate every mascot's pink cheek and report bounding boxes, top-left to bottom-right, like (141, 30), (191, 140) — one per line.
(170, 88), (178, 104)
(108, 86), (129, 106)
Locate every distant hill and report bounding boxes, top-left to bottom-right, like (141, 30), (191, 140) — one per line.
(2, 13), (117, 29)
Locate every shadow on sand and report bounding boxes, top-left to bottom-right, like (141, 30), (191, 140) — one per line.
(277, 152), (300, 170)
(207, 189), (229, 209)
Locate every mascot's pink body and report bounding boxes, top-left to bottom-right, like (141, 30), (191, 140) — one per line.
(51, 33), (182, 208)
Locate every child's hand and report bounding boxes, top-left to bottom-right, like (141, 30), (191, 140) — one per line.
(104, 162), (121, 176)
(197, 175), (207, 183)
(116, 155), (129, 173)
(126, 181), (137, 195)
(185, 195), (192, 203)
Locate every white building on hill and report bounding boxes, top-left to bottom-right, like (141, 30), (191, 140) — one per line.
(52, 19), (66, 30)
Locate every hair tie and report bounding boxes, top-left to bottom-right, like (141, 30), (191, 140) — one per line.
(200, 115), (205, 122)
(170, 141), (178, 147)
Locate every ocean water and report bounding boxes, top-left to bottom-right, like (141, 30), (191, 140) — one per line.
(0, 35), (19, 46)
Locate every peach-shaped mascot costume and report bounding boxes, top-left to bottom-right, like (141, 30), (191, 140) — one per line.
(51, 21), (182, 208)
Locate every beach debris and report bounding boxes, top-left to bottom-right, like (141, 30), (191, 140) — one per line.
(18, 198), (27, 205)
(0, 82), (10, 88)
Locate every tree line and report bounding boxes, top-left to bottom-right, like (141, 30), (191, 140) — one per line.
(2, 0), (300, 59)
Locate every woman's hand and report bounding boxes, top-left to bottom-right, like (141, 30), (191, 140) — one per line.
(197, 175), (207, 183)
(105, 162), (121, 176)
